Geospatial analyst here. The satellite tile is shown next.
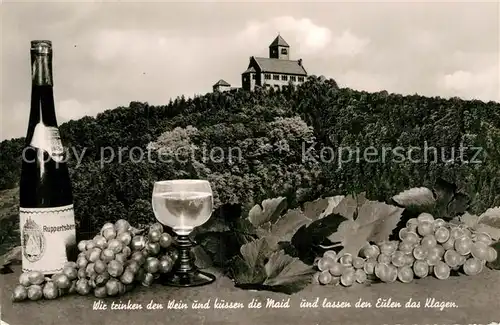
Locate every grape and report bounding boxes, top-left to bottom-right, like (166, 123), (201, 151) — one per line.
(101, 249), (115, 263)
(28, 271), (45, 285)
(339, 254), (353, 266)
(87, 248), (102, 263)
(485, 246), (498, 263)
(78, 241), (87, 252)
(434, 227), (450, 243)
(474, 232), (492, 245)
(318, 271), (332, 285)
(377, 253), (391, 264)
(428, 245), (445, 258)
(391, 251), (406, 267)
(355, 269), (367, 283)
(433, 218), (446, 229)
(404, 232), (420, 245)
(397, 266), (414, 283)
(331, 276), (341, 286)
(417, 213), (434, 223)
(12, 285), (28, 302)
(101, 222), (115, 233)
(352, 257), (364, 269)
(413, 260), (429, 278)
(361, 245), (380, 259)
(117, 232), (132, 246)
(93, 235), (107, 249)
(454, 236), (473, 255)
(399, 227), (409, 241)
(442, 238), (455, 251)
(404, 254), (415, 266)
(317, 257), (335, 271)
(444, 250), (461, 268)
(463, 257), (483, 276)
(406, 218), (418, 229)
(86, 241), (96, 251)
(107, 239), (124, 254)
(108, 260), (124, 278)
(27, 285), (43, 301)
(115, 253), (127, 264)
(340, 270), (355, 286)
(95, 272), (110, 287)
(398, 241), (414, 254)
(450, 227), (465, 240)
(323, 250), (337, 260)
(471, 241), (490, 261)
(433, 261), (450, 280)
(379, 241), (394, 255)
(63, 266), (78, 280)
(146, 242), (161, 256)
(420, 235), (437, 248)
(412, 245), (428, 260)
(426, 254), (440, 266)
(417, 221), (433, 236)
(159, 233), (173, 248)
(374, 263), (389, 280)
(102, 227), (117, 241)
(145, 257), (160, 274)
(149, 222), (164, 233)
(385, 265), (398, 283)
(19, 273), (31, 287)
(363, 259), (376, 275)
(130, 236), (147, 251)
(114, 219), (131, 234)
(328, 262), (344, 276)
(159, 258), (174, 274)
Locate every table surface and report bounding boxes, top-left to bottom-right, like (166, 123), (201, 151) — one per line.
(2, 265), (500, 325)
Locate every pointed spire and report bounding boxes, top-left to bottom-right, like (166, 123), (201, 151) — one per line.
(269, 34), (289, 47)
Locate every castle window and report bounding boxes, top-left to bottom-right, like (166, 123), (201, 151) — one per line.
(281, 48), (288, 55)
(273, 74), (280, 80)
(281, 75), (288, 81)
(252, 74), (256, 80)
(265, 74), (271, 80)
(290, 76), (297, 82)
(298, 76), (304, 82)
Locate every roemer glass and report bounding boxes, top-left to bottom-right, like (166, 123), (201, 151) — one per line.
(152, 179), (216, 286)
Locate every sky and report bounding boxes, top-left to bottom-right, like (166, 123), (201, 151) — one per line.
(1, 0), (499, 141)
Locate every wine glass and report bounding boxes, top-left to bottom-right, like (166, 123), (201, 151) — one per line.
(152, 179), (216, 287)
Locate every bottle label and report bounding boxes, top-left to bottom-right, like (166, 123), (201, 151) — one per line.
(19, 204), (76, 274)
(30, 123), (64, 162)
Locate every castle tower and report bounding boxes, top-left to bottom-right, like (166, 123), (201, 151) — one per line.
(269, 34), (290, 60)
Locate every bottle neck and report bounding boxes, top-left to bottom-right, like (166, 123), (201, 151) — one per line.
(26, 53), (58, 142)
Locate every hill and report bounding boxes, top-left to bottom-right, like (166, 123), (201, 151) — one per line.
(0, 76), (499, 250)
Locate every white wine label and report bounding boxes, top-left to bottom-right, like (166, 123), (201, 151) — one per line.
(30, 123), (65, 162)
(19, 204), (76, 274)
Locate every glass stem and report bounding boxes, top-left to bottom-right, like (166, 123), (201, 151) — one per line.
(175, 235), (195, 273)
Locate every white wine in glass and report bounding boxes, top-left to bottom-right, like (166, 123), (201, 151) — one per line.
(152, 179), (216, 287)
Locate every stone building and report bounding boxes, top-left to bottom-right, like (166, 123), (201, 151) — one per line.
(241, 35), (308, 91)
(212, 79), (231, 92)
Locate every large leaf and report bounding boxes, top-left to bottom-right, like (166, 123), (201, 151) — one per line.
(231, 241), (315, 294)
(332, 193), (366, 220)
(392, 187), (435, 207)
(456, 207), (500, 241)
(0, 245), (21, 274)
(247, 197), (287, 227)
(328, 199), (404, 257)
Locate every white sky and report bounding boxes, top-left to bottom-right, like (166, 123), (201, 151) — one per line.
(1, 0), (499, 140)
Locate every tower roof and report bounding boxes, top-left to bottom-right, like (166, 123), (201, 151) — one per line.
(269, 35), (289, 48)
(213, 79), (230, 86)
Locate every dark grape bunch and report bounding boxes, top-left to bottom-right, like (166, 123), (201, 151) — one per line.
(12, 220), (178, 302)
(313, 213), (498, 286)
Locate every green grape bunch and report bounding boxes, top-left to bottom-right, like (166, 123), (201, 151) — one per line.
(12, 219), (177, 302)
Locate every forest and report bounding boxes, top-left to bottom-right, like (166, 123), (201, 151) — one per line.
(1, 75), (499, 242)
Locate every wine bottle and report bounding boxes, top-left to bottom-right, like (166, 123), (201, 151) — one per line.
(19, 40), (76, 275)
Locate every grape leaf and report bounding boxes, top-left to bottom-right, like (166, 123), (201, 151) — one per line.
(392, 187), (435, 207)
(192, 245), (213, 269)
(230, 240), (315, 294)
(248, 197), (287, 227)
(257, 208), (310, 243)
(0, 245), (21, 274)
(433, 178), (470, 220)
(261, 250), (316, 294)
(328, 199), (404, 257)
(228, 237), (276, 285)
(332, 193), (367, 220)
(455, 208), (500, 241)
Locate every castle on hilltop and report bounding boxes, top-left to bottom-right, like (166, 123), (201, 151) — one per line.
(213, 34), (308, 92)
